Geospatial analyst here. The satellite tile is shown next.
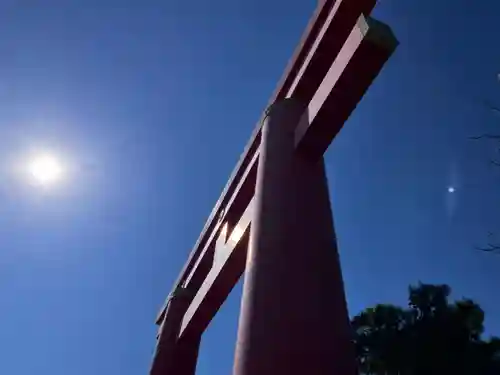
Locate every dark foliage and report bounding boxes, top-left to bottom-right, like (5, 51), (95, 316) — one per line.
(351, 282), (500, 375)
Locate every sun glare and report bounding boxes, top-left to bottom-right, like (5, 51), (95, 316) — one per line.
(29, 154), (63, 186)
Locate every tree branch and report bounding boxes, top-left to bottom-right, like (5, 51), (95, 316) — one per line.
(475, 233), (500, 254)
(484, 100), (500, 115)
(475, 244), (500, 253)
(469, 134), (500, 140)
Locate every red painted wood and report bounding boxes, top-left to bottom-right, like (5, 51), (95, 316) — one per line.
(149, 288), (192, 375)
(233, 99), (356, 375)
(156, 0), (363, 323)
(150, 0), (398, 374)
(295, 15), (398, 160)
(183, 150), (259, 292)
(286, 0), (376, 101)
(180, 199), (255, 340)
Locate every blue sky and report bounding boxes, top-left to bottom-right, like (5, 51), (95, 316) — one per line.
(0, 0), (499, 374)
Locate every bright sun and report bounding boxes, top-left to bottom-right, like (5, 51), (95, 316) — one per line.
(28, 154), (64, 186)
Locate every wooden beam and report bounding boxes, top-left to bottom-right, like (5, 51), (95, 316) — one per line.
(157, 149), (259, 324)
(295, 15), (398, 160)
(286, 0), (376, 101)
(179, 199), (255, 340)
(183, 150), (259, 291)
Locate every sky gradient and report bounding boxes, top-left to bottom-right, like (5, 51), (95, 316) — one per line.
(0, 1), (499, 375)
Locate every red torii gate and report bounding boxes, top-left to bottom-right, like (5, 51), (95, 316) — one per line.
(150, 1), (398, 374)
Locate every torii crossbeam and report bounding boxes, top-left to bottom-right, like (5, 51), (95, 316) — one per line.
(150, 1), (398, 374)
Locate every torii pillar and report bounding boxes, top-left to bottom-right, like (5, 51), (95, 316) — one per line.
(233, 98), (354, 375)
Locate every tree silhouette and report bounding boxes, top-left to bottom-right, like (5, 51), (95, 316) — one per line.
(351, 282), (500, 375)
(470, 77), (500, 254)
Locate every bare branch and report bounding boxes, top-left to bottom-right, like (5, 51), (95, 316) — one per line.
(475, 244), (500, 253)
(469, 134), (500, 140)
(475, 232), (500, 253)
(484, 100), (500, 115)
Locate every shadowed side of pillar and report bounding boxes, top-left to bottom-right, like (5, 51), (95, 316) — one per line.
(170, 335), (201, 375)
(233, 99), (356, 375)
(150, 287), (194, 375)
